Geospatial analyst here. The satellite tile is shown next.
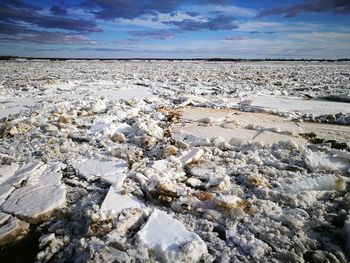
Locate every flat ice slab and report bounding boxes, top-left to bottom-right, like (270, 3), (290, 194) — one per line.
(138, 209), (207, 263)
(97, 87), (153, 101)
(1, 165), (66, 223)
(71, 158), (127, 184)
(174, 126), (306, 146)
(245, 95), (349, 115)
(100, 185), (145, 216)
(278, 174), (345, 194)
(0, 162), (47, 205)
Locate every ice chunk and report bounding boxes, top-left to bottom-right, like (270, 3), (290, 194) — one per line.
(0, 212), (29, 246)
(0, 162), (47, 205)
(173, 131), (211, 146)
(214, 194), (241, 208)
(151, 160), (169, 172)
(71, 158), (127, 184)
(100, 184), (145, 216)
(228, 227), (270, 258)
(89, 122), (133, 138)
(305, 150), (348, 173)
(174, 126), (306, 146)
(1, 167), (66, 223)
(137, 209), (207, 262)
(278, 174), (346, 194)
(178, 148), (204, 165)
(134, 118), (163, 139)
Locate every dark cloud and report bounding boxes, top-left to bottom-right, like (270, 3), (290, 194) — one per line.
(0, 22), (36, 35)
(257, 0), (350, 18)
(0, 22), (97, 45)
(50, 5), (68, 16)
(24, 47), (67, 52)
(0, 0), (101, 33)
(250, 31), (261, 34)
(0, 0), (41, 11)
(265, 31), (276, 34)
(167, 15), (237, 31)
(129, 30), (175, 40)
(225, 35), (248, 40)
(1, 32), (97, 45)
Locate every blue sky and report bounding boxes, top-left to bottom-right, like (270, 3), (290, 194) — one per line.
(0, 0), (349, 58)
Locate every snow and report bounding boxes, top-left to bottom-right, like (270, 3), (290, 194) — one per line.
(138, 209), (207, 262)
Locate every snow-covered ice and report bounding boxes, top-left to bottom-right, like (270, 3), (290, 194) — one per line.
(0, 60), (349, 262)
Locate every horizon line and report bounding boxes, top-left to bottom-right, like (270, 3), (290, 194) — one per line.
(1, 55), (349, 62)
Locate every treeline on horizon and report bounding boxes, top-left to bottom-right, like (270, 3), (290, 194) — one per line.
(0, 55), (349, 62)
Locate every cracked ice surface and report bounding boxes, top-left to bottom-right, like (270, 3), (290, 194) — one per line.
(0, 60), (349, 263)
(71, 158), (128, 184)
(1, 164), (66, 223)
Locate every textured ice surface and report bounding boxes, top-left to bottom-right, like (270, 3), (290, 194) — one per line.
(0, 60), (349, 262)
(138, 209), (207, 262)
(1, 165), (66, 223)
(0, 162), (47, 205)
(71, 158), (127, 184)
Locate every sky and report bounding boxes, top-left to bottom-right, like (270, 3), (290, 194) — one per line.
(0, 0), (349, 59)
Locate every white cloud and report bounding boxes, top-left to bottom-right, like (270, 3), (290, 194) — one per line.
(288, 32), (350, 41)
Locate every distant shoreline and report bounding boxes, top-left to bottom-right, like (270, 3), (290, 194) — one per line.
(0, 56), (349, 62)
